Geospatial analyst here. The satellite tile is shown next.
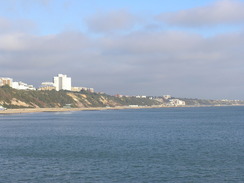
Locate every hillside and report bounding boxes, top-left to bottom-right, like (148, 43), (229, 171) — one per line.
(0, 86), (161, 109)
(178, 98), (244, 106)
(1, 86), (243, 109)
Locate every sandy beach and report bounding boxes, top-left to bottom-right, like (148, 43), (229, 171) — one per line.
(0, 106), (165, 114)
(1, 105), (239, 114)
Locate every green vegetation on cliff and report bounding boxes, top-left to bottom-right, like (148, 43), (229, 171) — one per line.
(0, 86), (161, 109)
(1, 86), (243, 109)
(0, 86), (74, 108)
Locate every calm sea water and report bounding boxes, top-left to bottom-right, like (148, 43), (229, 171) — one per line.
(0, 107), (243, 183)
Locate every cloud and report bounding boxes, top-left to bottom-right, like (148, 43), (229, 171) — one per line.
(100, 31), (202, 56)
(86, 10), (137, 33)
(0, 17), (11, 31)
(157, 0), (244, 27)
(0, 17), (36, 34)
(0, 17), (36, 51)
(1, 16), (244, 99)
(0, 33), (28, 51)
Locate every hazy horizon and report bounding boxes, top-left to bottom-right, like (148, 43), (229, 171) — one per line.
(1, 0), (244, 100)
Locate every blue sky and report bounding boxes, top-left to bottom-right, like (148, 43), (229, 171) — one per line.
(0, 0), (233, 35)
(1, 0), (244, 99)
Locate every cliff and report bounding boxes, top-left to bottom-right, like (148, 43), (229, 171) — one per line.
(0, 86), (161, 108)
(1, 86), (243, 109)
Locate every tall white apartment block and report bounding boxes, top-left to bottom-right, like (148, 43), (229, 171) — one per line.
(53, 74), (71, 91)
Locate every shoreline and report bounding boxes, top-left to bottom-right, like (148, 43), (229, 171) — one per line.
(0, 106), (165, 114)
(0, 104), (243, 114)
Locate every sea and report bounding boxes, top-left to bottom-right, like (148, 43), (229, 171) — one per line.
(0, 106), (243, 183)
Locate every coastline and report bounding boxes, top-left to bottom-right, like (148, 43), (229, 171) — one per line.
(0, 106), (164, 114)
(1, 104), (243, 114)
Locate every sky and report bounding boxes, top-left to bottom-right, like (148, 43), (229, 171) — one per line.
(1, 0), (244, 99)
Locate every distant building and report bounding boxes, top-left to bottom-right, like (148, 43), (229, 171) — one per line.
(38, 82), (55, 91)
(63, 104), (72, 108)
(0, 77), (36, 90)
(0, 106), (6, 110)
(12, 81), (36, 90)
(53, 74), (71, 91)
(115, 94), (124, 98)
(88, 88), (94, 93)
(129, 105), (139, 108)
(72, 87), (94, 93)
(41, 82), (54, 86)
(169, 99), (186, 106)
(0, 77), (13, 87)
(135, 95), (147, 99)
(163, 95), (171, 100)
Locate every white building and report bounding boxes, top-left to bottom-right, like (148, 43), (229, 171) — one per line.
(53, 74), (71, 91)
(12, 81), (36, 90)
(169, 99), (186, 106)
